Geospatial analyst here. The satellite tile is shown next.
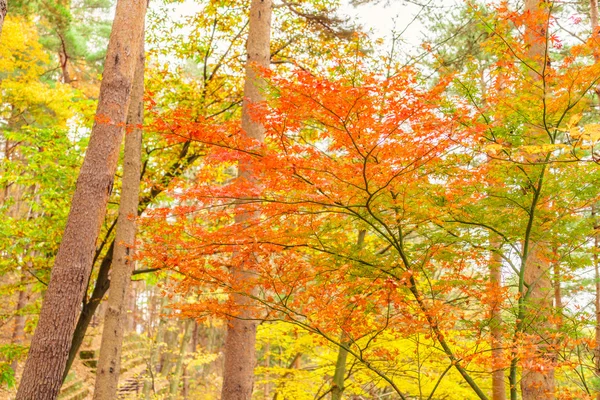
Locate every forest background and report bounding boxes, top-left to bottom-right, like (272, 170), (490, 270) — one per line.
(1, 0), (600, 399)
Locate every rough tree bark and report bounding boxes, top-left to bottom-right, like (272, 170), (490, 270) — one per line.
(15, 0), (147, 397)
(62, 142), (201, 380)
(220, 1), (272, 399)
(93, 27), (145, 400)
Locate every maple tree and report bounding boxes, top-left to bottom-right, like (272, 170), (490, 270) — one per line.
(140, 2), (600, 399)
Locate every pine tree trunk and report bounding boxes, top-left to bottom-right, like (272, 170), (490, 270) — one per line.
(93, 28), (145, 400)
(63, 242), (113, 381)
(490, 240), (506, 400)
(220, 0), (272, 399)
(15, 0), (147, 397)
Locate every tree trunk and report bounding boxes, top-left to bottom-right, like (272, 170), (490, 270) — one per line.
(10, 271), (30, 372)
(331, 341), (349, 400)
(169, 319), (194, 397)
(61, 140), (201, 380)
(15, 0), (147, 397)
(519, 0), (555, 398)
(593, 205), (600, 400)
(521, 243), (554, 400)
(331, 230), (365, 400)
(592, 0), (599, 33)
(489, 240), (506, 400)
(93, 28), (145, 400)
(143, 296), (168, 398)
(589, 0), (600, 395)
(129, 280), (138, 332)
(63, 241), (113, 381)
(0, 0), (6, 38)
(220, 0), (272, 399)
(161, 322), (179, 377)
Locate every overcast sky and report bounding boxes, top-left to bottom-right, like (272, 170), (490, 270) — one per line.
(339, 1), (425, 44)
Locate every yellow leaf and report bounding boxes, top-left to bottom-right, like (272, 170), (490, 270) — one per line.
(483, 143), (503, 155)
(583, 124), (600, 142)
(567, 113), (583, 129)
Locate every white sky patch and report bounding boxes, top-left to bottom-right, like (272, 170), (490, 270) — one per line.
(339, 0), (425, 46)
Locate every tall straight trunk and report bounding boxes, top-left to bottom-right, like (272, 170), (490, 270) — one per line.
(553, 261), (562, 311)
(592, 0), (599, 33)
(169, 319), (194, 397)
(220, 0), (272, 399)
(93, 29), (145, 400)
(331, 342), (349, 400)
(62, 143), (201, 381)
(521, 244), (554, 400)
(143, 296), (168, 398)
(593, 205), (600, 400)
(63, 242), (113, 381)
(331, 230), (365, 400)
(62, 129), (201, 380)
(10, 271), (29, 372)
(489, 240), (506, 400)
(518, 0), (554, 398)
(589, 1), (600, 397)
(15, 0), (147, 397)
(161, 322), (179, 377)
(0, 0), (6, 38)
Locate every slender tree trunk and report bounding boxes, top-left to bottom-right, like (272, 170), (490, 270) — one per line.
(15, 0), (147, 397)
(143, 296), (168, 398)
(10, 271), (29, 372)
(272, 353), (301, 400)
(490, 240), (506, 400)
(63, 242), (113, 381)
(129, 281), (138, 332)
(521, 243), (554, 400)
(593, 205), (600, 400)
(331, 230), (365, 400)
(518, 0), (554, 398)
(592, 0), (599, 33)
(0, 0), (6, 38)
(161, 323), (179, 377)
(263, 341), (271, 399)
(169, 319), (194, 397)
(588, 0), (600, 395)
(220, 1), (272, 399)
(331, 342), (349, 400)
(62, 142), (201, 380)
(182, 363), (189, 399)
(93, 28), (145, 400)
